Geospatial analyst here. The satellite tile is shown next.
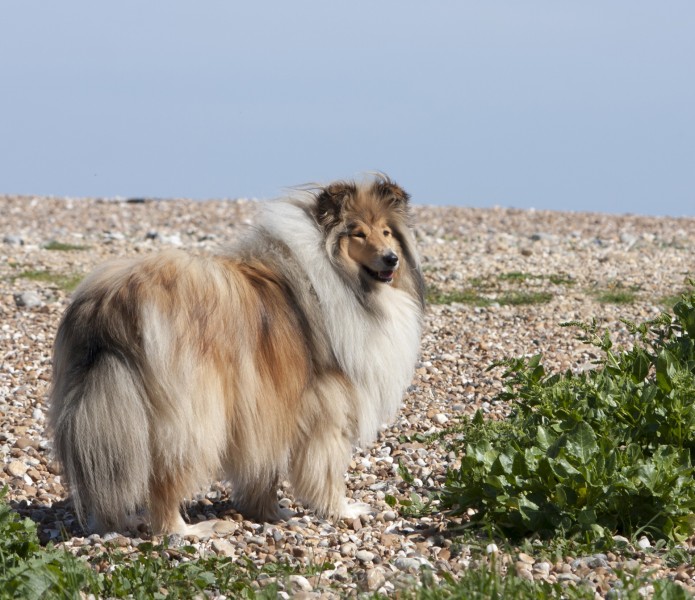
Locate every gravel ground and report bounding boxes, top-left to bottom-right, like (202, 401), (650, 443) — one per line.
(1, 194), (695, 598)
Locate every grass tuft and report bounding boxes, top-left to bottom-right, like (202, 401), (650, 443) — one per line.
(43, 240), (90, 252)
(497, 291), (553, 306)
(11, 269), (83, 292)
(426, 285), (491, 307)
(427, 285), (553, 307)
(596, 289), (637, 304)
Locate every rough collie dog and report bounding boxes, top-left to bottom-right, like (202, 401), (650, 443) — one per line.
(49, 175), (424, 537)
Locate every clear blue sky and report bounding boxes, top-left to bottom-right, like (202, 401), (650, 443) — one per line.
(1, 2), (693, 216)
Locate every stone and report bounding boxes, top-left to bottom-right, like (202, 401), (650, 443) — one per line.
(364, 567), (386, 591)
(288, 575), (313, 592)
(637, 536), (651, 550)
(211, 539), (235, 557)
(557, 572), (580, 583)
(394, 557), (422, 573)
(212, 520), (238, 535)
(356, 550), (375, 563)
(7, 460), (28, 477)
(14, 292), (42, 309)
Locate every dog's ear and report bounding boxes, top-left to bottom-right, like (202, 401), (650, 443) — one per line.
(315, 182), (356, 228)
(372, 178), (411, 209)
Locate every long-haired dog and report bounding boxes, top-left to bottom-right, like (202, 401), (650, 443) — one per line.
(49, 175), (424, 536)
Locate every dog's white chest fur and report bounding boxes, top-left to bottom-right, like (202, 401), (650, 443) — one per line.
(262, 200), (422, 444)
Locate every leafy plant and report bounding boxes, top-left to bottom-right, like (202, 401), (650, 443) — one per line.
(94, 546), (278, 599)
(406, 564), (689, 600)
(0, 488), (96, 599)
(442, 288), (695, 543)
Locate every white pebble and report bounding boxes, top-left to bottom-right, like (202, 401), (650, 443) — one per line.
(356, 550), (375, 563)
(288, 575), (312, 592)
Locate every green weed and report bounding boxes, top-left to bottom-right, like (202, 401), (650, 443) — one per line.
(441, 288), (695, 544)
(426, 285), (553, 307)
(498, 272), (574, 286)
(0, 487), (97, 599)
(426, 285), (491, 307)
(43, 240), (89, 252)
(405, 563), (688, 599)
(12, 269), (82, 292)
(497, 291), (553, 306)
(596, 289), (638, 304)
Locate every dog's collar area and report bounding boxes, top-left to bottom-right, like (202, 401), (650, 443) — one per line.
(363, 265), (395, 284)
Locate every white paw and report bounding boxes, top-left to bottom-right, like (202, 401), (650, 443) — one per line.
(177, 519), (221, 539)
(340, 500), (373, 520)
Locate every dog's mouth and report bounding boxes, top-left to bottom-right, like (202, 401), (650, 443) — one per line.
(363, 266), (395, 284)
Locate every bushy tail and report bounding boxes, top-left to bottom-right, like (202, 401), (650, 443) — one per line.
(49, 351), (151, 532)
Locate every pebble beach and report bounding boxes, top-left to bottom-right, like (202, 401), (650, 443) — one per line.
(1, 194), (695, 597)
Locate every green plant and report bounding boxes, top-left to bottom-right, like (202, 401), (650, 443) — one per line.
(442, 288), (695, 543)
(498, 272), (574, 286)
(596, 289), (637, 304)
(12, 269), (83, 292)
(402, 557), (688, 599)
(426, 285), (553, 307)
(497, 291), (553, 306)
(43, 240), (89, 252)
(426, 285), (491, 307)
(94, 546), (275, 599)
(0, 488), (96, 599)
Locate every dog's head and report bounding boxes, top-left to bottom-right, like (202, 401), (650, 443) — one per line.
(314, 176), (419, 294)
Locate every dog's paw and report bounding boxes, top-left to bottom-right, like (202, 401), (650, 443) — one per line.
(174, 518), (235, 539)
(340, 500), (374, 520)
(275, 507), (297, 521)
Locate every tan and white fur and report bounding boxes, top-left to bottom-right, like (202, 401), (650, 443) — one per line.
(48, 175), (425, 536)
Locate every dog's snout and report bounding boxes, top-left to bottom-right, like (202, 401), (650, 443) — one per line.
(383, 252), (399, 268)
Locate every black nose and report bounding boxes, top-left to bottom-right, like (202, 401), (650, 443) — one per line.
(383, 252), (399, 268)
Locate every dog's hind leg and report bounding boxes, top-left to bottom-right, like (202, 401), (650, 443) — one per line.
(227, 469), (289, 522)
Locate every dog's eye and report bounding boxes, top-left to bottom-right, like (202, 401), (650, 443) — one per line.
(383, 230), (391, 237)
(352, 231), (367, 239)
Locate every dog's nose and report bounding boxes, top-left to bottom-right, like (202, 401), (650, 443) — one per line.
(383, 252), (399, 268)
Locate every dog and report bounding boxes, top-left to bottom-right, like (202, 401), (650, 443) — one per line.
(48, 175), (425, 536)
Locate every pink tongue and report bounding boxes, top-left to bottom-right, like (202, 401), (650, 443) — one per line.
(379, 270), (394, 280)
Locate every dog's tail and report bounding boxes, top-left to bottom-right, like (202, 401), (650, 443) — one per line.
(49, 336), (151, 532)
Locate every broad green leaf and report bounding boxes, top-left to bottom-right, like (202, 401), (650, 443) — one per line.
(535, 425), (554, 451)
(563, 421), (599, 463)
(631, 348), (650, 382)
(656, 349), (676, 392)
(674, 299), (695, 338)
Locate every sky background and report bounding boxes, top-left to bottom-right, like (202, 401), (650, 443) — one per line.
(1, 2), (693, 216)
